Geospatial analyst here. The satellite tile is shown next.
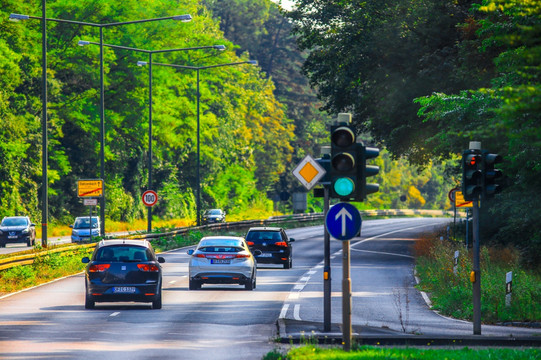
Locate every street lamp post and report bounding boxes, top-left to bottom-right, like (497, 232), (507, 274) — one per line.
(137, 60), (258, 226)
(9, 12), (192, 241)
(80, 41), (226, 232)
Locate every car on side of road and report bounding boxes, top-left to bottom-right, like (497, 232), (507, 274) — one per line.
(81, 239), (165, 309)
(245, 227), (295, 269)
(201, 209), (226, 225)
(187, 236), (259, 290)
(0, 216), (36, 247)
(70, 216), (101, 242)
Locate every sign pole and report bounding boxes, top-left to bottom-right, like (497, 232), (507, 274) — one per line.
(89, 205), (93, 243)
(323, 186), (331, 332)
(342, 240), (352, 351)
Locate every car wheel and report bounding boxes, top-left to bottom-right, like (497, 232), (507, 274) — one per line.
(283, 257), (292, 269)
(0, 242), (5, 248)
(245, 275), (255, 290)
(189, 279), (201, 290)
(152, 292), (162, 309)
(85, 294), (95, 310)
(27, 239), (32, 247)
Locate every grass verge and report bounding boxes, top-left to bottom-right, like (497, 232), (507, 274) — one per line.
(414, 233), (541, 324)
(263, 345), (540, 360)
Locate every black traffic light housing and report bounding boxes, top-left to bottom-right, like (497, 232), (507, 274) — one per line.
(360, 145), (380, 200)
(330, 124), (359, 200)
(481, 150), (503, 200)
(462, 149), (482, 201)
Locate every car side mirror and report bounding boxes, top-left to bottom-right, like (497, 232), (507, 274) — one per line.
(289, 238), (295, 242)
(187, 249), (194, 255)
(81, 257), (90, 263)
(30, 223), (36, 227)
(157, 256), (165, 263)
(69, 225), (73, 228)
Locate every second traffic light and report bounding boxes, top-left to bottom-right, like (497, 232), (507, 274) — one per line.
(330, 124), (359, 200)
(361, 145), (380, 200)
(482, 151), (503, 199)
(462, 150), (482, 201)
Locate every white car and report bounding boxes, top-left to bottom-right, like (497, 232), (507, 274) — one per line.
(187, 236), (259, 290)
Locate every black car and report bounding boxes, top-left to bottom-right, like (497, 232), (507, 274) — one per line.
(81, 239), (165, 309)
(245, 227), (295, 269)
(0, 216), (36, 247)
(202, 209), (226, 224)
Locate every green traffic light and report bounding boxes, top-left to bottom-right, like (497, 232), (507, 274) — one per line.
(334, 177), (355, 197)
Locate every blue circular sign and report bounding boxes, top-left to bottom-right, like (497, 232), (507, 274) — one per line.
(325, 202), (362, 241)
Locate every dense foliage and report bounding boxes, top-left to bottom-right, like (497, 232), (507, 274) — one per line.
(0, 0), (459, 231)
(0, 0), (295, 223)
(287, 0), (540, 267)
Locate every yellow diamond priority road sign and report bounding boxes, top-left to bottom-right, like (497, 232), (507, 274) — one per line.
(293, 155), (326, 190)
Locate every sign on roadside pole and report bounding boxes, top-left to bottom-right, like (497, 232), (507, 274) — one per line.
(142, 190), (158, 207)
(78, 179), (103, 198)
(293, 155), (326, 191)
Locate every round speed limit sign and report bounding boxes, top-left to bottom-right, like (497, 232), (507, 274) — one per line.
(142, 190), (158, 207)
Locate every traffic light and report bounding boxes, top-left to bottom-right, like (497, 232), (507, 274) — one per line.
(330, 124), (359, 200)
(462, 150), (482, 201)
(360, 145), (380, 200)
(482, 151), (503, 200)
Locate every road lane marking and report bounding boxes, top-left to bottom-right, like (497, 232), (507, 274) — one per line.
(293, 304), (301, 321)
(288, 292), (299, 300)
(110, 312), (120, 317)
(279, 304), (289, 318)
(350, 249), (414, 259)
(300, 277), (310, 282)
(169, 280), (177, 284)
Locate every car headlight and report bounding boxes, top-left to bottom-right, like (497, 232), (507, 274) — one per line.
(0, 230), (3, 235)
(22, 229), (29, 234)
(72, 230), (78, 236)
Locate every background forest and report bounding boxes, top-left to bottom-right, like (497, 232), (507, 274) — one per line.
(1, 0), (538, 266)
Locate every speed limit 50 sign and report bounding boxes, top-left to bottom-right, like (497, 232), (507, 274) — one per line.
(142, 190), (158, 207)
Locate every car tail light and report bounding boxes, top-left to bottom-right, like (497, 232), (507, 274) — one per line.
(235, 254), (251, 258)
(194, 253), (206, 258)
(246, 241), (254, 246)
(89, 264), (110, 272)
(137, 264), (160, 272)
(275, 241), (288, 247)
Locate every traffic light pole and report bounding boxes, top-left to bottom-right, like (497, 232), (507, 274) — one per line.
(472, 198), (481, 334)
(323, 186), (331, 332)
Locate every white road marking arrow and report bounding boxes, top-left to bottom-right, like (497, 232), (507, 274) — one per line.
(335, 207), (353, 236)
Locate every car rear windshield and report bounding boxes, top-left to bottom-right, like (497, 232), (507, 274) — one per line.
(1, 218), (28, 227)
(246, 231), (282, 243)
(95, 246), (151, 262)
(198, 246), (243, 253)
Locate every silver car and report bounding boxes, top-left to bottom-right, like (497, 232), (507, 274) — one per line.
(187, 236), (259, 290)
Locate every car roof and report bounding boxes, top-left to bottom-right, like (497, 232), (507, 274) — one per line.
(247, 227), (282, 232)
(75, 216), (99, 220)
(2, 216), (29, 219)
(97, 239), (151, 248)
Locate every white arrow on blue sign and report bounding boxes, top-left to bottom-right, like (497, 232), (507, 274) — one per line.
(325, 202), (362, 241)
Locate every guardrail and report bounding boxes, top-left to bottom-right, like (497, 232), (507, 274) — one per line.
(0, 209), (455, 271)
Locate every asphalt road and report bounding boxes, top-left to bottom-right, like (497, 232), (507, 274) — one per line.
(1, 217), (539, 359)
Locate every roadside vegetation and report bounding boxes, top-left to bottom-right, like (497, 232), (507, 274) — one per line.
(414, 229), (541, 324)
(263, 345), (540, 360)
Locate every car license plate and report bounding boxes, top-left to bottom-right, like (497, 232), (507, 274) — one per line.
(211, 259), (231, 264)
(258, 253), (272, 257)
(8, 236), (18, 239)
(113, 287), (136, 293)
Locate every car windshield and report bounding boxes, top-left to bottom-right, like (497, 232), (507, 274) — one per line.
(207, 210), (222, 215)
(246, 231), (281, 242)
(95, 246), (151, 262)
(198, 239), (243, 249)
(1, 218), (28, 227)
(74, 218), (98, 229)
(198, 246), (243, 253)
